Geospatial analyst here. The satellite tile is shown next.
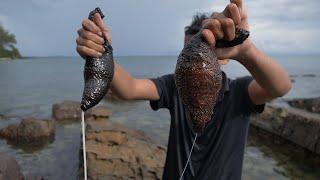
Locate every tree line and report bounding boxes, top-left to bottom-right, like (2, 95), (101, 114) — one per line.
(0, 24), (21, 59)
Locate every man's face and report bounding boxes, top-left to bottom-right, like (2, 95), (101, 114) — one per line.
(184, 34), (230, 65)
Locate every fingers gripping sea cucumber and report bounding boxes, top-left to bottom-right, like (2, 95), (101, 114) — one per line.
(215, 28), (250, 48)
(175, 28), (249, 133)
(80, 7), (114, 111)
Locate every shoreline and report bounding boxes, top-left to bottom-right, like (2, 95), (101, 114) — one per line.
(0, 98), (320, 179)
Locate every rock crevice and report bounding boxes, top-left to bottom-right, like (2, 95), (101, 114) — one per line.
(251, 101), (320, 154)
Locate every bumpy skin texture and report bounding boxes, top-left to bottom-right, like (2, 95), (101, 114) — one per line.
(175, 28), (249, 132)
(175, 33), (222, 132)
(81, 8), (114, 111)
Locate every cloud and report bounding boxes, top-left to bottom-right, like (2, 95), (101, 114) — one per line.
(0, 0), (319, 56)
(247, 0), (320, 54)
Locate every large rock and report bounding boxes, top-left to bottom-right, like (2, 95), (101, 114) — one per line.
(0, 118), (55, 146)
(52, 100), (112, 121)
(288, 97), (320, 114)
(251, 103), (320, 154)
(79, 119), (166, 180)
(0, 153), (24, 180)
(104, 90), (124, 102)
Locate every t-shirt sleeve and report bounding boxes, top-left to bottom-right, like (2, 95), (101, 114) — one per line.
(232, 76), (265, 115)
(149, 74), (174, 110)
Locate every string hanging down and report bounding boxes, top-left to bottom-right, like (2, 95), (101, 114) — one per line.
(81, 111), (87, 180)
(179, 133), (198, 180)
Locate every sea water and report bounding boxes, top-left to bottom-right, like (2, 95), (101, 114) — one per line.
(0, 55), (319, 179)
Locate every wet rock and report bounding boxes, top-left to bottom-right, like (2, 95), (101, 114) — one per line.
(79, 119), (166, 179)
(0, 118), (55, 146)
(52, 100), (81, 120)
(301, 73), (316, 78)
(104, 90), (124, 102)
(288, 97), (320, 114)
(89, 106), (112, 119)
(52, 100), (112, 121)
(0, 153), (24, 180)
(251, 103), (320, 154)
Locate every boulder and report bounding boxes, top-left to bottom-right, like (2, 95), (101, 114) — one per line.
(104, 90), (124, 102)
(251, 103), (320, 154)
(0, 153), (24, 180)
(52, 100), (112, 121)
(0, 118), (55, 146)
(52, 100), (81, 120)
(288, 97), (320, 114)
(79, 119), (166, 179)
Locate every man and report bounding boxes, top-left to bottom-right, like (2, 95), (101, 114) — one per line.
(76, 0), (291, 179)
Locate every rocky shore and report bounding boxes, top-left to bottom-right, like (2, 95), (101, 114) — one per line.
(51, 100), (166, 179)
(288, 97), (320, 114)
(1, 97), (320, 179)
(80, 118), (166, 179)
(251, 97), (320, 155)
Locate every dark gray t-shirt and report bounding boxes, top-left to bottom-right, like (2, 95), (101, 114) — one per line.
(150, 72), (265, 180)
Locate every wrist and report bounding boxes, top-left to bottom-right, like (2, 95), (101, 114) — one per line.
(235, 39), (258, 63)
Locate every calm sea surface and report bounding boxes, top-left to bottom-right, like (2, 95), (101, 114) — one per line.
(0, 55), (319, 179)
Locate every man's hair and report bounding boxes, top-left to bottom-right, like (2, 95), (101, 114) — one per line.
(184, 13), (209, 36)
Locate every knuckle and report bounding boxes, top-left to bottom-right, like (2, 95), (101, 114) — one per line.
(76, 46), (83, 53)
(80, 46), (86, 52)
(212, 19), (221, 27)
(82, 19), (88, 27)
(224, 18), (234, 27)
(228, 3), (237, 11)
(76, 37), (81, 44)
(86, 32), (94, 40)
(100, 45), (105, 51)
(83, 31), (91, 39)
(211, 12), (220, 19)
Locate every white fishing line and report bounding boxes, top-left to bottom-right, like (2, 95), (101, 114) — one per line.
(179, 133), (198, 180)
(81, 111), (87, 180)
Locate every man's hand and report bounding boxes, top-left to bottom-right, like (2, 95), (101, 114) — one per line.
(202, 0), (252, 61)
(203, 0), (291, 105)
(76, 13), (112, 58)
(75, 12), (160, 101)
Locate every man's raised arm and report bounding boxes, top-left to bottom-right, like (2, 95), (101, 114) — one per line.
(202, 0), (291, 105)
(76, 13), (160, 101)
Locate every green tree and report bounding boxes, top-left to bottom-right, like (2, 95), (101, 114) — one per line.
(0, 24), (21, 59)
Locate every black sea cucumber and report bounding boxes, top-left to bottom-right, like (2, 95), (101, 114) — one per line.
(81, 8), (114, 111)
(175, 28), (249, 132)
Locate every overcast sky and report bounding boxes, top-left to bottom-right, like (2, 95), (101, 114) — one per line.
(0, 0), (319, 56)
